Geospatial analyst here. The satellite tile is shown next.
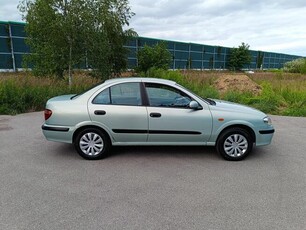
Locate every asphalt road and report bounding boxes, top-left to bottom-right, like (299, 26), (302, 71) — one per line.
(0, 112), (305, 230)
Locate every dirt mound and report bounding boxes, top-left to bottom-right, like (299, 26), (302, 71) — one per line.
(214, 74), (262, 95)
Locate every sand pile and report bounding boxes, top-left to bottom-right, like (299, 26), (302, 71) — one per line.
(214, 74), (262, 95)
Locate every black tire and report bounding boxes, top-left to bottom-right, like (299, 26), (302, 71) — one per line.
(216, 128), (253, 161)
(74, 128), (111, 160)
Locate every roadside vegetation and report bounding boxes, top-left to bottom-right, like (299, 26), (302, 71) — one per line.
(0, 72), (99, 114)
(143, 68), (306, 117)
(1, 70), (305, 116)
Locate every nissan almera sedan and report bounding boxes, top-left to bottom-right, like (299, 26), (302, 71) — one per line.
(42, 77), (274, 161)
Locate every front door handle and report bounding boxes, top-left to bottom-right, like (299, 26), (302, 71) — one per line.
(94, 110), (106, 115)
(150, 112), (161, 118)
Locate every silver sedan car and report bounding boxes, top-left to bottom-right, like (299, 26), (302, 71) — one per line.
(42, 77), (274, 161)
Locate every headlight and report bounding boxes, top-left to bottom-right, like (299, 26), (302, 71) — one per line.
(263, 116), (272, 125)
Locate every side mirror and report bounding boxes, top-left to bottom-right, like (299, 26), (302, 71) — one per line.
(189, 101), (202, 110)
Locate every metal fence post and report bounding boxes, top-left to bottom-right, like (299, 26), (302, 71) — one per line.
(213, 47), (215, 70)
(173, 43), (176, 70)
(8, 23), (16, 71)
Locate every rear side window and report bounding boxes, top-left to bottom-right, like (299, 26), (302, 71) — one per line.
(92, 88), (111, 104)
(93, 83), (142, 106)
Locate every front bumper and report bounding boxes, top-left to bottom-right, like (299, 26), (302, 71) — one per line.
(256, 128), (275, 146)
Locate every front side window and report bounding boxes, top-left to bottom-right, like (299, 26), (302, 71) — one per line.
(93, 82), (141, 106)
(145, 83), (192, 108)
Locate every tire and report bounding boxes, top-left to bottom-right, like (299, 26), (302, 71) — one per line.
(216, 128), (253, 161)
(74, 128), (111, 160)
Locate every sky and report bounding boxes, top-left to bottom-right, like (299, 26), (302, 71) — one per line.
(1, 0), (305, 56)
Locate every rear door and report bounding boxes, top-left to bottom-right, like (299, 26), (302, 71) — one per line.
(88, 82), (148, 143)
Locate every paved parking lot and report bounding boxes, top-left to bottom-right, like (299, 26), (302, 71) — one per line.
(0, 112), (305, 230)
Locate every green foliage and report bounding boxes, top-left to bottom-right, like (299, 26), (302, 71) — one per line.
(0, 74), (98, 115)
(136, 42), (172, 73)
(228, 42), (252, 70)
(251, 83), (284, 113)
(280, 88), (306, 116)
(283, 58), (306, 74)
(18, 0), (136, 82)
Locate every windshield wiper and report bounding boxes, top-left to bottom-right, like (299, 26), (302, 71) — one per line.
(204, 98), (216, 105)
(70, 94), (78, 99)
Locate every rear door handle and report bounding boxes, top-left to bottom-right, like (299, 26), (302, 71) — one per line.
(94, 110), (106, 115)
(150, 112), (161, 118)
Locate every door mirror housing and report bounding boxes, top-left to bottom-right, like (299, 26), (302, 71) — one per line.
(189, 101), (202, 110)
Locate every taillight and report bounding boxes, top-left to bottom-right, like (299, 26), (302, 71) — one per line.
(44, 109), (52, 120)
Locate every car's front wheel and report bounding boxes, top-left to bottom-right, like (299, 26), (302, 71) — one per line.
(74, 128), (110, 160)
(216, 128), (253, 161)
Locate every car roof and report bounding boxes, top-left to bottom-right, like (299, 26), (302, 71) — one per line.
(104, 77), (176, 85)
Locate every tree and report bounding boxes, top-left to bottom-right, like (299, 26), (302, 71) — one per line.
(136, 42), (172, 73)
(256, 51), (264, 69)
(18, 0), (136, 85)
(228, 42), (252, 70)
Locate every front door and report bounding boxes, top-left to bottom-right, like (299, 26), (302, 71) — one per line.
(144, 82), (212, 144)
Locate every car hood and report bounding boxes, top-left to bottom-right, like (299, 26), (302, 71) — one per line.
(210, 99), (266, 116)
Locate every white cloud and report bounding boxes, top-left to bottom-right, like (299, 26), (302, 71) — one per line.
(0, 0), (22, 22)
(1, 0), (305, 56)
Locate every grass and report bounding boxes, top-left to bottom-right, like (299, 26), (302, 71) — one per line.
(0, 72), (99, 114)
(0, 70), (305, 117)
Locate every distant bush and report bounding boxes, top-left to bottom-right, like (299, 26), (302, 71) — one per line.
(137, 42), (172, 73)
(283, 58), (306, 74)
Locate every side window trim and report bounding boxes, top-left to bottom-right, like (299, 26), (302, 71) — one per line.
(140, 82), (149, 106)
(109, 86), (112, 104)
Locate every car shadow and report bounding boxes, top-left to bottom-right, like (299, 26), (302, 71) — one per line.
(110, 145), (218, 160)
(52, 143), (79, 159)
(52, 143), (267, 161)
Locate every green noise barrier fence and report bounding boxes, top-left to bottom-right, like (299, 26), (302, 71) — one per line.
(0, 21), (302, 71)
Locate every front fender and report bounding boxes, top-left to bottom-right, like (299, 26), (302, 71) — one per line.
(209, 119), (256, 143)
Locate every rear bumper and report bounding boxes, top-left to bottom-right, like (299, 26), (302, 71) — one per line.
(42, 125), (69, 132)
(42, 124), (73, 143)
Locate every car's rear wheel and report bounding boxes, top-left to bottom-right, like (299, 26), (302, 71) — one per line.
(74, 128), (110, 160)
(216, 128), (253, 161)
